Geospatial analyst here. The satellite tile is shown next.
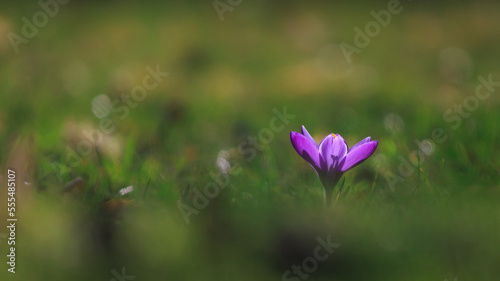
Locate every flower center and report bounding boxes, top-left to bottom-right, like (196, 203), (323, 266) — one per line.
(331, 133), (336, 139)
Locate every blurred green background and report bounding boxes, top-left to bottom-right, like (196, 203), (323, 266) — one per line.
(0, 0), (500, 280)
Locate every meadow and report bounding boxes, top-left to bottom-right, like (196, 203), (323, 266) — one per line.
(0, 1), (499, 280)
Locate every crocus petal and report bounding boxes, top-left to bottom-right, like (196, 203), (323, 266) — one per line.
(331, 134), (348, 169)
(301, 125), (318, 147)
(337, 133), (348, 148)
(318, 133), (332, 147)
(340, 141), (378, 172)
(319, 134), (334, 171)
(290, 131), (321, 170)
(348, 136), (372, 152)
(319, 134), (348, 172)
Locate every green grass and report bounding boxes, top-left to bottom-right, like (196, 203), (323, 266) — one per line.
(1, 1), (500, 280)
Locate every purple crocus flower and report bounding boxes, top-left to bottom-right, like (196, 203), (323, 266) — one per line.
(290, 125), (378, 205)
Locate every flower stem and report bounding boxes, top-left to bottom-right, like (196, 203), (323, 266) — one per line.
(321, 175), (342, 207)
(324, 188), (333, 206)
